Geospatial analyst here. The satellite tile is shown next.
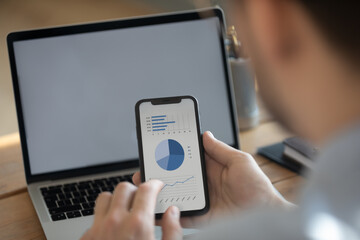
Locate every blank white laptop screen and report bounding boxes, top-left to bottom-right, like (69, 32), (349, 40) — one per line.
(13, 17), (235, 175)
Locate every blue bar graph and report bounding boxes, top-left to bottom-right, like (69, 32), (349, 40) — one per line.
(150, 114), (187, 132)
(152, 121), (175, 125)
(152, 125), (168, 128)
(152, 115), (166, 118)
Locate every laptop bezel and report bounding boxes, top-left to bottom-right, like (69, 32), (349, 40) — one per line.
(7, 8), (240, 184)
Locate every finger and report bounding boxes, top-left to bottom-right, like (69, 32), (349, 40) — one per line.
(202, 131), (240, 166)
(202, 153), (220, 192)
(109, 182), (137, 214)
(132, 172), (141, 186)
(204, 152), (223, 178)
(161, 206), (182, 240)
(131, 179), (163, 215)
(94, 192), (112, 220)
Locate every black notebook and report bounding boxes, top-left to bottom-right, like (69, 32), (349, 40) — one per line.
(257, 142), (309, 176)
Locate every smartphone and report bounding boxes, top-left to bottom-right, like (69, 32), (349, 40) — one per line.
(135, 96), (209, 217)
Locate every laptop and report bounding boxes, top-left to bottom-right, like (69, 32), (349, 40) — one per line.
(7, 8), (239, 239)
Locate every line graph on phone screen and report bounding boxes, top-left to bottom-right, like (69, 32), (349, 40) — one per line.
(152, 175), (198, 205)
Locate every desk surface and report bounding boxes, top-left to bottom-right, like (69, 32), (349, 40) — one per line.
(0, 120), (304, 239)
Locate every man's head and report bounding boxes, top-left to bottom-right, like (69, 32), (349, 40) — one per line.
(223, 0), (360, 143)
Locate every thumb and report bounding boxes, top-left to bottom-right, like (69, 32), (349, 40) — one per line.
(203, 131), (240, 166)
(161, 206), (182, 240)
(132, 171), (141, 186)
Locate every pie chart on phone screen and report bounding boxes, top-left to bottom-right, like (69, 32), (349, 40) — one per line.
(155, 139), (184, 171)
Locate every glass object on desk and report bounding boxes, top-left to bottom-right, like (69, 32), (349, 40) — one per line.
(227, 26), (259, 130)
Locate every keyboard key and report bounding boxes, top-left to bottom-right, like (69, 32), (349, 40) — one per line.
(84, 183), (93, 189)
(64, 183), (76, 188)
(108, 180), (119, 186)
(94, 179), (105, 185)
(42, 189), (62, 197)
(49, 205), (82, 215)
(81, 203), (90, 209)
(57, 199), (71, 207)
(66, 211), (82, 219)
(92, 183), (104, 189)
(78, 184), (90, 190)
(81, 209), (94, 216)
(124, 175), (133, 183)
(44, 196), (58, 202)
(86, 195), (97, 202)
(89, 201), (95, 208)
(79, 191), (87, 196)
(58, 193), (66, 200)
(104, 187), (111, 192)
(45, 200), (57, 208)
(78, 197), (87, 203)
(87, 189), (98, 195)
(117, 176), (125, 182)
(51, 213), (66, 221)
(72, 191), (81, 198)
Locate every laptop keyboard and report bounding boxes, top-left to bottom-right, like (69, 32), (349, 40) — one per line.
(40, 174), (134, 221)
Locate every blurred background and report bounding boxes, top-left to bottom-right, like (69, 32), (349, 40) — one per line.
(0, 0), (219, 136)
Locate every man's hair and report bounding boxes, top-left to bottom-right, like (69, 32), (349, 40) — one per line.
(298, 1), (360, 64)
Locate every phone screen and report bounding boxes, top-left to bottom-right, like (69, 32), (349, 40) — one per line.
(136, 97), (208, 215)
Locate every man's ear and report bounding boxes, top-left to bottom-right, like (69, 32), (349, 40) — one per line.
(244, 0), (301, 62)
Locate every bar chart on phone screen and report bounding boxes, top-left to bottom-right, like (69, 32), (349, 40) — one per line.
(146, 113), (192, 134)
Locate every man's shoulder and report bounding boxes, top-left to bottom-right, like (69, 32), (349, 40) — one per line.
(300, 123), (360, 236)
(312, 123), (360, 179)
(193, 208), (306, 240)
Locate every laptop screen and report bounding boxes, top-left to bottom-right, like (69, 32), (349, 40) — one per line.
(11, 14), (237, 175)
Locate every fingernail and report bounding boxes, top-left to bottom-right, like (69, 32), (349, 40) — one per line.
(149, 179), (164, 188)
(171, 206), (180, 219)
(158, 180), (165, 187)
(207, 131), (214, 138)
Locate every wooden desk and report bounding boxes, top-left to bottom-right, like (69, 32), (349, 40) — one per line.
(0, 121), (304, 239)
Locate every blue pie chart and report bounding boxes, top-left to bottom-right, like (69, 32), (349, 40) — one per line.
(155, 139), (185, 171)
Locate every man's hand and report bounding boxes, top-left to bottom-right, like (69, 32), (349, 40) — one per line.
(133, 131), (291, 228)
(81, 180), (182, 240)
